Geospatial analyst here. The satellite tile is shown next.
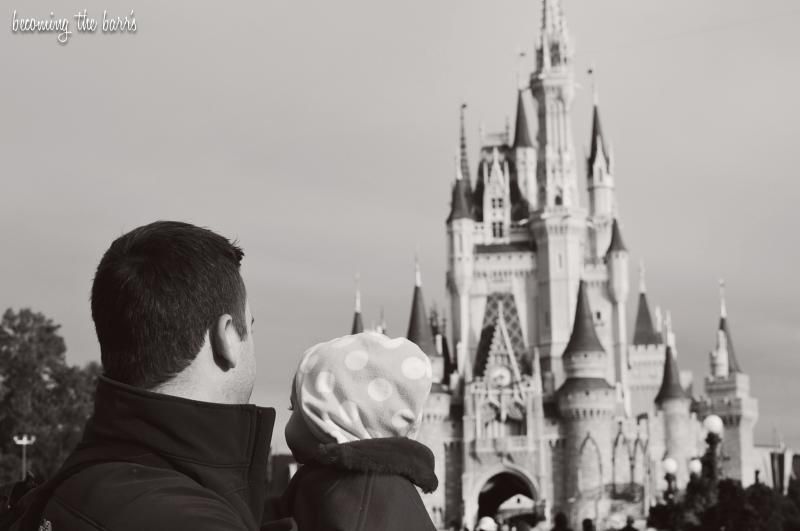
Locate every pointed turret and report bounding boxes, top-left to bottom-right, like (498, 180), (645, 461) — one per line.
(655, 345), (688, 405)
(513, 90), (534, 149)
(406, 258), (437, 357)
(632, 261), (662, 346)
(459, 103), (472, 191)
(655, 313), (687, 404)
(351, 274), (364, 334)
(448, 152), (473, 223)
(564, 280), (605, 356)
(588, 100), (610, 173)
(718, 279), (742, 373)
(605, 218), (627, 256)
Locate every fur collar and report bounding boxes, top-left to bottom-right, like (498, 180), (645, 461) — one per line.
(307, 437), (438, 493)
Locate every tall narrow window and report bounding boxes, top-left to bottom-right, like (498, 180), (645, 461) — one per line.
(492, 222), (504, 238)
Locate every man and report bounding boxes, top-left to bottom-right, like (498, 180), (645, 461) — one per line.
(14, 221), (292, 530)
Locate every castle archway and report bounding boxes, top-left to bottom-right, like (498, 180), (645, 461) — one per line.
(465, 466), (540, 530)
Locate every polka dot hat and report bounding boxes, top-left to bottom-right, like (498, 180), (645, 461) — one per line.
(294, 331), (433, 444)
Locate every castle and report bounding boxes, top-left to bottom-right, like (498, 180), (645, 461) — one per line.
(344, 1), (782, 528)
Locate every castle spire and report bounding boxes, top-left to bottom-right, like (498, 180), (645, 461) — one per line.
(605, 218), (627, 256)
(537, 0), (572, 71)
(654, 344), (688, 405)
(351, 272), (364, 334)
(717, 278), (742, 373)
(541, 0), (567, 36)
(719, 278), (727, 319)
(407, 259), (437, 357)
(588, 76), (610, 173)
(448, 150), (473, 222)
(513, 89), (534, 149)
(632, 261), (662, 346)
(639, 260), (647, 293)
(459, 103), (472, 188)
(564, 280), (605, 356)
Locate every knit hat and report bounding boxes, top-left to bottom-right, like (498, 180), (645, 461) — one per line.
(293, 332), (433, 444)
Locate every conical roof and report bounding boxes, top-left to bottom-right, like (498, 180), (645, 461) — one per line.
(655, 345), (688, 404)
(406, 269), (438, 358)
(718, 317), (741, 373)
(605, 219), (627, 256)
(447, 175), (473, 223)
(588, 104), (610, 171)
(632, 293), (662, 346)
(351, 312), (364, 334)
(513, 90), (534, 149)
(564, 281), (605, 355)
(718, 281), (742, 373)
(459, 103), (472, 190)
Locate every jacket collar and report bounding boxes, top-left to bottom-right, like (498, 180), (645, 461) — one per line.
(83, 376), (275, 467)
(306, 437), (438, 493)
(76, 376), (275, 526)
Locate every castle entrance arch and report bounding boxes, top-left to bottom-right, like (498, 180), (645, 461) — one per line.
(465, 466), (541, 530)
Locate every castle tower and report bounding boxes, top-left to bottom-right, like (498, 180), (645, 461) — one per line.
(529, 0), (587, 388)
(605, 219), (630, 403)
(654, 315), (692, 487)
(411, 264), (460, 529)
(702, 280), (759, 485)
(557, 280), (616, 526)
(531, 0), (578, 209)
(446, 142), (476, 382)
(408, 259), (442, 379)
(351, 274), (364, 334)
(627, 262), (665, 416)
(587, 85), (617, 260)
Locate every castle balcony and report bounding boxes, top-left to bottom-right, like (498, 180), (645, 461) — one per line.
(472, 435), (533, 455)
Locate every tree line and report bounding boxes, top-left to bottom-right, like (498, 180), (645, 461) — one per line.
(0, 308), (99, 485)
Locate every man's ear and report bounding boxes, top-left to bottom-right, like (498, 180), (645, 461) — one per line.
(211, 314), (239, 371)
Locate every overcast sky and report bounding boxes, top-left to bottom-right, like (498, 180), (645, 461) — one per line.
(1, 0), (798, 452)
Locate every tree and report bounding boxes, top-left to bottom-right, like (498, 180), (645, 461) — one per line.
(0, 308), (100, 484)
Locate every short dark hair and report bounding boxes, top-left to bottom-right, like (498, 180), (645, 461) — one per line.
(91, 221), (248, 389)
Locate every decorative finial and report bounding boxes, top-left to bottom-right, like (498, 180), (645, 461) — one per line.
(588, 65), (598, 106)
(354, 272), (361, 313)
(654, 306), (663, 332)
(414, 253), (422, 287)
(505, 115), (511, 142)
(516, 50), (527, 90)
(719, 278), (727, 318)
(664, 310), (675, 349)
(479, 122), (486, 144)
(455, 148), (462, 181)
(639, 260), (647, 293)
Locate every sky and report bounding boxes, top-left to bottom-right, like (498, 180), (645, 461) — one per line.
(1, 0), (799, 453)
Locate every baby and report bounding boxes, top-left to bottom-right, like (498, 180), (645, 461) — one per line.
(282, 332), (437, 531)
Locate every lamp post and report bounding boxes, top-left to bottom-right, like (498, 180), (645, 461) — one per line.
(659, 457), (679, 531)
(702, 415), (724, 483)
(688, 458), (702, 478)
(12, 434), (37, 480)
(662, 457), (678, 504)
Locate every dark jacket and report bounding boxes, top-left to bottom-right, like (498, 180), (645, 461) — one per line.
(21, 376), (293, 531)
(281, 437), (438, 531)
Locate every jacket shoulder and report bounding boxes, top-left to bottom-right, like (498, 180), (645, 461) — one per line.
(44, 462), (247, 531)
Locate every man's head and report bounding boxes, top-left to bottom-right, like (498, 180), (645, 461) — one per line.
(91, 221), (256, 403)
